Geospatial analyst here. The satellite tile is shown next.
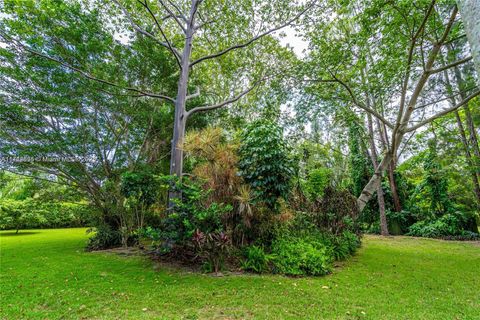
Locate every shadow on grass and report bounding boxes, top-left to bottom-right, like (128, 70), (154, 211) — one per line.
(0, 231), (40, 237)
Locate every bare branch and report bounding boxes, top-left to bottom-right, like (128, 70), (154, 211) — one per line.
(158, 0), (187, 32)
(189, 1), (316, 67)
(404, 89), (480, 132)
(427, 56), (472, 75)
(414, 85), (477, 109)
(186, 87), (200, 100)
(321, 73), (395, 129)
(184, 79), (263, 119)
(395, 0), (436, 125)
(138, 0), (182, 67)
(111, 0), (181, 62)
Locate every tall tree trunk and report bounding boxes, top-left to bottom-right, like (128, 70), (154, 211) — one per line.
(357, 152), (392, 212)
(457, 0), (480, 80)
(168, 1), (197, 204)
(366, 114), (389, 236)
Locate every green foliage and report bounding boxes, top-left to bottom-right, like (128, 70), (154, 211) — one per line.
(325, 231), (362, 261)
(423, 140), (453, 216)
(86, 224), (123, 251)
(241, 245), (272, 273)
(0, 198), (91, 231)
(120, 170), (159, 208)
(270, 234), (333, 276)
(407, 212), (479, 239)
(347, 121), (372, 198)
(153, 176), (233, 270)
(238, 119), (295, 209)
(0, 199), (45, 233)
(313, 187), (360, 235)
(304, 167), (332, 199)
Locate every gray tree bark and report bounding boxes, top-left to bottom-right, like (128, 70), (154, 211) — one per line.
(452, 65), (480, 175)
(169, 2), (197, 180)
(457, 0), (480, 81)
(377, 119), (402, 212)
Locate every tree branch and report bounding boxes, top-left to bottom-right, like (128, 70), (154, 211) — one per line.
(427, 56), (472, 75)
(137, 0), (182, 67)
(404, 89), (480, 132)
(184, 79), (263, 119)
(111, 0), (182, 62)
(158, 0), (187, 32)
(319, 73), (395, 129)
(186, 87), (200, 100)
(189, 1), (316, 67)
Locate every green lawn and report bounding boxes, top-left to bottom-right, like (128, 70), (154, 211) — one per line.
(0, 229), (479, 319)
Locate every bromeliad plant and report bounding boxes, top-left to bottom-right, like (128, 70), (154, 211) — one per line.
(192, 229), (231, 273)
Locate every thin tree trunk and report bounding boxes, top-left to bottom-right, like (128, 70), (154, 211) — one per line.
(452, 65), (480, 173)
(454, 110), (480, 205)
(366, 114), (389, 236)
(377, 119), (402, 212)
(444, 68), (480, 206)
(457, 0), (480, 80)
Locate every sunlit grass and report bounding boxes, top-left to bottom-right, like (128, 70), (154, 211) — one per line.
(1, 229), (479, 319)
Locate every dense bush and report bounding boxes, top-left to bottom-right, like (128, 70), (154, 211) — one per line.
(303, 167), (332, 199)
(238, 120), (295, 209)
(0, 199), (92, 231)
(406, 213), (480, 239)
(148, 176), (233, 272)
(324, 231), (361, 261)
(270, 234), (333, 276)
(86, 224), (123, 251)
(0, 199), (45, 233)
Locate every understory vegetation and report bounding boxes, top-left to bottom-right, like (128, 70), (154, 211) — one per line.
(1, 0), (480, 279)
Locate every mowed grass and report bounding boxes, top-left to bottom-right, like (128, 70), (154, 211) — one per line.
(0, 229), (479, 320)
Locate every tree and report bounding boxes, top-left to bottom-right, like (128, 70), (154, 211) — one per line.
(303, 0), (480, 212)
(1, 0), (315, 206)
(0, 0), (178, 228)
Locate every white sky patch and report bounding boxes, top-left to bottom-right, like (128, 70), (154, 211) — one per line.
(277, 25), (309, 58)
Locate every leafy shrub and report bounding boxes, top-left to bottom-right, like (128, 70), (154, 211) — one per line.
(0, 199), (45, 233)
(86, 224), (123, 250)
(270, 234), (333, 276)
(0, 199), (92, 231)
(238, 119), (295, 209)
(328, 231), (361, 260)
(304, 167), (332, 199)
(241, 245), (272, 273)
(38, 202), (92, 228)
(192, 230), (231, 273)
(316, 187), (360, 235)
(153, 176), (233, 271)
(406, 212), (479, 239)
(442, 231), (480, 241)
